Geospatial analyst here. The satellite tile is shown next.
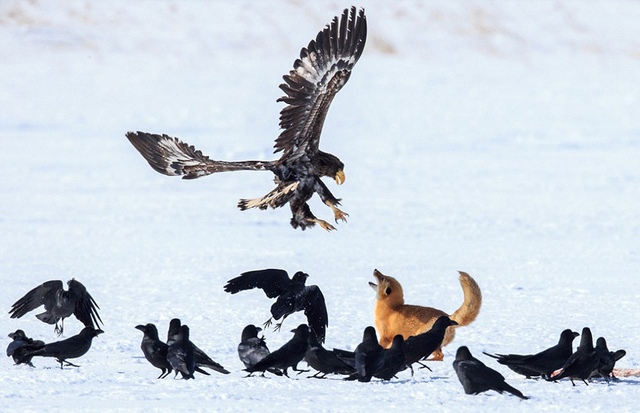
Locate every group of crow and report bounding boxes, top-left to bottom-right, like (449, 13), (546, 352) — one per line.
(6, 274), (627, 400)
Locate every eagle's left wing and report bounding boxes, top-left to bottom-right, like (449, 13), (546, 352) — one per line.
(274, 7), (367, 162)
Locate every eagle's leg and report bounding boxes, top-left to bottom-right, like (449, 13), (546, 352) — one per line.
(238, 182), (299, 211)
(315, 180), (348, 223)
(291, 201), (335, 231)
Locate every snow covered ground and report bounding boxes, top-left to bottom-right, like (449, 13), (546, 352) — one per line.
(1, 0), (639, 411)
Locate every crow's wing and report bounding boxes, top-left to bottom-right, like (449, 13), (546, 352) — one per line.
(9, 280), (63, 319)
(300, 286), (328, 342)
(223, 269), (292, 298)
(274, 7), (367, 162)
(68, 279), (102, 329)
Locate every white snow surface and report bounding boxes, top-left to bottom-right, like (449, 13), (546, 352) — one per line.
(1, 0), (640, 411)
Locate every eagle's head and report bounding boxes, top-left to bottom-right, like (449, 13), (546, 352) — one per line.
(314, 151), (345, 185)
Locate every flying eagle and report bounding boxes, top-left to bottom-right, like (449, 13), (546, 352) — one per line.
(126, 7), (367, 231)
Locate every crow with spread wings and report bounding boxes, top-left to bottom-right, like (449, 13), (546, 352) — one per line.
(126, 7), (367, 231)
(223, 269), (328, 342)
(9, 279), (103, 336)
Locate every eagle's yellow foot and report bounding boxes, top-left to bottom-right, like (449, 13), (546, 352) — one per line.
(330, 205), (349, 223)
(307, 219), (336, 232)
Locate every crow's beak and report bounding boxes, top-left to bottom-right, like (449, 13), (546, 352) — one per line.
(335, 170), (345, 185)
(96, 329), (105, 335)
(135, 325), (145, 331)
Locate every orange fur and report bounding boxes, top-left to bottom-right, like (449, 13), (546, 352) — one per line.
(370, 269), (482, 360)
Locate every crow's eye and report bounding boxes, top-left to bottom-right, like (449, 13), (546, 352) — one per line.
(385, 287), (392, 295)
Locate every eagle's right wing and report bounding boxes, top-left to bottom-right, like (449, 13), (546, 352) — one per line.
(126, 131), (273, 179)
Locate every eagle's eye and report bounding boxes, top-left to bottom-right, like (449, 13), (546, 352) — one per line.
(385, 287), (392, 295)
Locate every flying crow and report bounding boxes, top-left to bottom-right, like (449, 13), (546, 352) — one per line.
(224, 269), (328, 342)
(9, 279), (102, 335)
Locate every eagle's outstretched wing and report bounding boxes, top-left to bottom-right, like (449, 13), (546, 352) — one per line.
(127, 131), (274, 179)
(274, 7), (367, 161)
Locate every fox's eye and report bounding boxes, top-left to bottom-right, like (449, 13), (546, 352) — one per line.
(385, 287), (392, 295)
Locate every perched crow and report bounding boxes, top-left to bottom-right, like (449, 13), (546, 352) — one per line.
(453, 346), (528, 400)
(351, 326), (384, 382)
(167, 325), (196, 380)
(135, 323), (173, 379)
(6, 329), (45, 366)
(224, 269), (328, 342)
(404, 316), (458, 374)
(305, 328), (355, 378)
(374, 335), (406, 381)
(9, 279), (102, 335)
(245, 324), (309, 377)
(590, 337), (626, 381)
(238, 324), (283, 377)
(167, 318), (230, 375)
(483, 329), (579, 379)
(548, 327), (599, 386)
(24, 326), (103, 369)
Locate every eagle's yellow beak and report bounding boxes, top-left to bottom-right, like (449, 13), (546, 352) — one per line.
(335, 170), (345, 185)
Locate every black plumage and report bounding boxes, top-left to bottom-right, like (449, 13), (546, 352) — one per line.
(403, 316), (458, 374)
(590, 337), (626, 381)
(483, 328), (579, 379)
(224, 269), (328, 342)
(167, 325), (196, 380)
(238, 324), (283, 377)
(352, 326), (384, 382)
(9, 279), (102, 335)
(23, 326), (103, 369)
(374, 335), (406, 381)
(125, 7), (367, 231)
(6, 329), (45, 366)
(135, 323), (173, 379)
(453, 346), (528, 400)
(305, 328), (355, 378)
(167, 318), (230, 375)
(548, 327), (600, 386)
(245, 324), (310, 377)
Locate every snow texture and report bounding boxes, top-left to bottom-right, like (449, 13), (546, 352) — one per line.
(1, 0), (639, 411)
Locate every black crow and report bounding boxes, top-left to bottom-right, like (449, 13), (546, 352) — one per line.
(6, 329), (45, 366)
(245, 324), (309, 377)
(483, 329), (579, 379)
(23, 326), (104, 369)
(167, 325), (196, 380)
(238, 324), (283, 377)
(453, 346), (528, 399)
(9, 279), (102, 335)
(589, 337), (626, 381)
(135, 323), (173, 379)
(224, 269), (328, 342)
(548, 327), (600, 386)
(167, 318), (230, 375)
(351, 326), (384, 382)
(374, 335), (406, 381)
(404, 316), (458, 374)
(305, 328), (355, 378)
